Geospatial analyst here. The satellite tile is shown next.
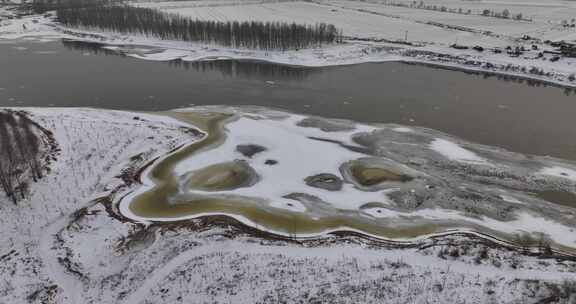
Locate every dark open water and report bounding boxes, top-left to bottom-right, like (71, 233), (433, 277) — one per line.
(1, 40), (575, 160)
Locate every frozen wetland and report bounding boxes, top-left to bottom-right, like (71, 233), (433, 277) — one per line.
(1, 106), (575, 303)
(2, 0), (576, 302)
(119, 106), (576, 253)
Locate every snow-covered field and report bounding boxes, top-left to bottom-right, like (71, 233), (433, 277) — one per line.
(1, 106), (575, 303)
(321, 0), (576, 42)
(0, 108), (200, 304)
(138, 0), (506, 45)
(1, 0), (576, 87)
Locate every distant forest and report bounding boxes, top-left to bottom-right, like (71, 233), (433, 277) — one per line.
(35, 0), (342, 50)
(31, 0), (123, 13)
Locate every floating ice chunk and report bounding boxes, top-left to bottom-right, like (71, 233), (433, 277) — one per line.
(128, 49), (189, 61)
(392, 127), (414, 133)
(500, 195), (526, 205)
(430, 138), (488, 165)
(33, 50), (57, 54)
(538, 166), (576, 182)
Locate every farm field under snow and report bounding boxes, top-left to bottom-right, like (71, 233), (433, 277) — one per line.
(1, 106), (576, 303)
(1, 0), (576, 87)
(139, 0), (507, 45)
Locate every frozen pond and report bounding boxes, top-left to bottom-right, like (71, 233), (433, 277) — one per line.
(118, 107), (576, 252)
(1, 40), (575, 161)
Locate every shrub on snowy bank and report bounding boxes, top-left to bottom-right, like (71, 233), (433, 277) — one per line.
(54, 5), (342, 50)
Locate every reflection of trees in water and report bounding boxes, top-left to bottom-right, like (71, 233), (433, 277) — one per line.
(406, 62), (575, 95)
(61, 40), (573, 93)
(168, 59), (316, 81)
(61, 39), (317, 81)
(61, 39), (120, 57)
(484, 73), (574, 96)
(0, 111), (47, 204)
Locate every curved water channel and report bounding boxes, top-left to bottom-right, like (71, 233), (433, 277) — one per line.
(123, 111), (448, 240)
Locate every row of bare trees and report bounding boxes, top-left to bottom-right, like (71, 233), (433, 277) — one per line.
(30, 0), (123, 13)
(54, 5), (342, 50)
(0, 111), (44, 204)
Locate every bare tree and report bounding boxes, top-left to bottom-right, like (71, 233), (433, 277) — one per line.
(51, 4), (342, 51)
(0, 111), (46, 204)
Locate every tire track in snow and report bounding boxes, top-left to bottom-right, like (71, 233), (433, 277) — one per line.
(39, 215), (84, 304)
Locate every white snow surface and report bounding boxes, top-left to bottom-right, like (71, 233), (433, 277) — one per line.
(175, 114), (387, 211)
(430, 138), (489, 165)
(538, 165), (576, 182)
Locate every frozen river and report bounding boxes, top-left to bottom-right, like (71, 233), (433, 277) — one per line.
(1, 40), (575, 160)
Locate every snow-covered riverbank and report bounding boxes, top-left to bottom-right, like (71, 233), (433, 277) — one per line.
(1, 0), (576, 88)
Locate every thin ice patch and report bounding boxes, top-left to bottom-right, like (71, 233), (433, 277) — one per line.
(538, 166), (576, 182)
(430, 138), (488, 165)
